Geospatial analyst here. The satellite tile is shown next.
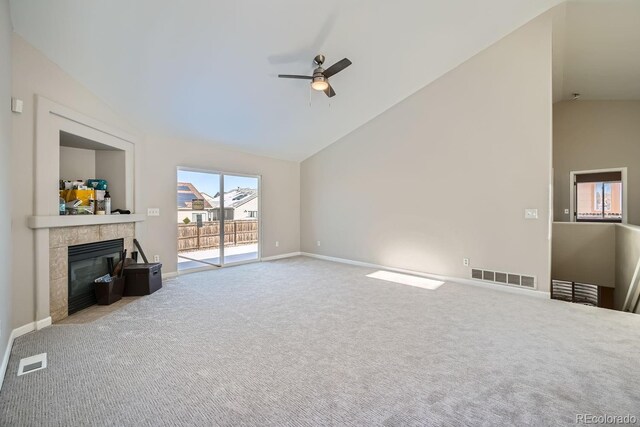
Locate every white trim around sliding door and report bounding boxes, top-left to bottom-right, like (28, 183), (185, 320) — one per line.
(176, 166), (261, 270)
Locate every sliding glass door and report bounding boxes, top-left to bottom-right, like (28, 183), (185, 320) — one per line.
(177, 168), (260, 271)
(177, 169), (223, 270)
(222, 174), (259, 264)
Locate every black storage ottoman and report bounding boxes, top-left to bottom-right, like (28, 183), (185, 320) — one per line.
(123, 263), (163, 296)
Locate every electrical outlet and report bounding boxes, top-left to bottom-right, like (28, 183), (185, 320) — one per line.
(153, 255), (160, 262)
(524, 209), (538, 219)
(317, 240), (321, 247)
(463, 258), (470, 267)
(275, 241), (279, 247)
(147, 208), (160, 216)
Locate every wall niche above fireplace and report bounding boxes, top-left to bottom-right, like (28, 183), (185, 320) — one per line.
(32, 96), (139, 223)
(60, 131), (128, 212)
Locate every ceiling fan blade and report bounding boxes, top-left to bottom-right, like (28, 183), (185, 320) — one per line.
(323, 58), (352, 78)
(324, 84), (336, 98)
(278, 74), (313, 79)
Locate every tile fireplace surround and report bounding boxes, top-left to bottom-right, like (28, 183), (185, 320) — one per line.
(49, 223), (135, 322)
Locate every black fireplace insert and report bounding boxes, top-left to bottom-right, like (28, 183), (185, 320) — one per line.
(68, 239), (123, 314)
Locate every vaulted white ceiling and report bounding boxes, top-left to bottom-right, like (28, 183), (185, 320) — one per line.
(10, 0), (564, 160)
(554, 0), (640, 102)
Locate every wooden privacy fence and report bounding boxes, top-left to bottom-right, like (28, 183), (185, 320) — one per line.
(178, 220), (258, 252)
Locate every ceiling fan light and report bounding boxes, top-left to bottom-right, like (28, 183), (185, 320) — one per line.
(311, 78), (329, 91)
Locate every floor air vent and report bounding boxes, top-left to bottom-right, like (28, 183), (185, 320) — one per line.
(471, 268), (536, 289)
(17, 353), (47, 376)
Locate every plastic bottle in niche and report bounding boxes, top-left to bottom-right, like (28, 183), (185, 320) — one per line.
(104, 191), (111, 215)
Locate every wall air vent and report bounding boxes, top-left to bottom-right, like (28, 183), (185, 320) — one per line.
(521, 276), (535, 288)
(482, 270), (495, 281)
(471, 268), (536, 290)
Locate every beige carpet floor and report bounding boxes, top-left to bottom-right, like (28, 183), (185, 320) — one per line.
(1, 256), (639, 426)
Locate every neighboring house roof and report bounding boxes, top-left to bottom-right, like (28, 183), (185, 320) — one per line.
(200, 192), (220, 209)
(224, 188), (258, 209)
(202, 188), (257, 209)
(177, 182), (213, 210)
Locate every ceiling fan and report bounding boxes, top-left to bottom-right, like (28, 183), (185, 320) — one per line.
(278, 54), (352, 98)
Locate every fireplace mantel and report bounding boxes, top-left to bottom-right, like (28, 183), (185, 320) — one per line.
(28, 213), (146, 229)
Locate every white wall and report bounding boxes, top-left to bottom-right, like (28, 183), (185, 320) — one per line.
(11, 34), (138, 328)
(615, 224), (640, 312)
(301, 15), (553, 291)
(95, 150), (126, 210)
(553, 101), (640, 224)
(551, 222), (616, 288)
(0, 0), (13, 376)
(11, 34), (300, 328)
(59, 145), (96, 181)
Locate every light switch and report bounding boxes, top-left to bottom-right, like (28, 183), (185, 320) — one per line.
(147, 208), (160, 216)
(524, 209), (538, 219)
(564, 209), (570, 215)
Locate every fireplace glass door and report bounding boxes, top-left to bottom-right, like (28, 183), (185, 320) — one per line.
(68, 239), (124, 314)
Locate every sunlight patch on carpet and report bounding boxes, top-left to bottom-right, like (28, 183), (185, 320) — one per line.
(366, 270), (444, 290)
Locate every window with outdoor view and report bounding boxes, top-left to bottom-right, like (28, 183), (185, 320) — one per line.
(575, 171), (623, 222)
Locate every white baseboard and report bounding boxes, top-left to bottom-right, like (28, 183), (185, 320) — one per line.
(165, 253), (302, 278)
(0, 318), (52, 391)
(11, 322), (35, 338)
(261, 252), (301, 262)
(300, 252), (550, 299)
(0, 333), (13, 392)
(36, 317), (52, 330)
